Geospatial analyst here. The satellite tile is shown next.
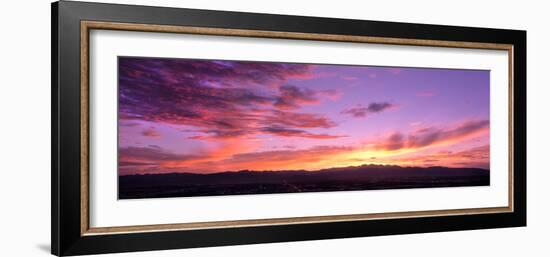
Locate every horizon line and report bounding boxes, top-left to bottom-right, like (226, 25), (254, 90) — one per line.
(119, 163), (490, 176)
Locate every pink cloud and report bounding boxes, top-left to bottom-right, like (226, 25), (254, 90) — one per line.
(374, 119), (489, 151)
(141, 128), (161, 138)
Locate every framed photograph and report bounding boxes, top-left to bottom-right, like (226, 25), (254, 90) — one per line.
(52, 1), (526, 256)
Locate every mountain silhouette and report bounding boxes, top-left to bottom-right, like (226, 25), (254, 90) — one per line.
(119, 164), (489, 199)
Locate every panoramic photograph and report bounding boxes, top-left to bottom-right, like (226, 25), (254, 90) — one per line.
(117, 56), (490, 199)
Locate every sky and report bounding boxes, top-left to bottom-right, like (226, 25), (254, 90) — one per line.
(118, 56), (490, 175)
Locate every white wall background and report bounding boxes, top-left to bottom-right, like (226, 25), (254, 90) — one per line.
(0, 0), (547, 256)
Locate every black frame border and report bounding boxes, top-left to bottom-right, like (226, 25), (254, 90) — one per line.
(52, 1), (526, 256)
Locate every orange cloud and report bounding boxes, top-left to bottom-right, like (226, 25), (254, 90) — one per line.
(379, 145), (490, 169)
(120, 119), (490, 174)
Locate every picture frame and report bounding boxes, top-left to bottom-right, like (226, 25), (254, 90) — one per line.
(51, 1), (526, 256)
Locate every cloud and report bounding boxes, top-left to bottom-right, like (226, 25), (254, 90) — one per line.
(385, 145), (489, 169)
(139, 141), (489, 174)
(119, 161), (159, 167)
(119, 57), (340, 140)
(121, 58), (313, 87)
(210, 145), (354, 172)
(260, 126), (345, 139)
(183, 110), (339, 140)
(119, 143), (353, 174)
(188, 130), (250, 140)
(265, 110), (336, 129)
(274, 85), (319, 109)
(119, 146), (201, 162)
(274, 86), (343, 109)
(117, 57), (490, 175)
(375, 119), (489, 151)
(316, 89), (342, 101)
(367, 102), (394, 112)
(341, 102), (395, 118)
(232, 146), (349, 161)
(119, 121), (141, 127)
(141, 128), (161, 137)
(118, 129), (489, 174)
(377, 132), (405, 150)
(118, 145), (212, 175)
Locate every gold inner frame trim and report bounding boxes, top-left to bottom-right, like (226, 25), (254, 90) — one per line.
(80, 20), (514, 236)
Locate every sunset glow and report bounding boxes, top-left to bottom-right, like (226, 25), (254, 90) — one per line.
(118, 57), (490, 175)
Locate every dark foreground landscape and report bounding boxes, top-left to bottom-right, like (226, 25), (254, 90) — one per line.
(118, 164), (489, 199)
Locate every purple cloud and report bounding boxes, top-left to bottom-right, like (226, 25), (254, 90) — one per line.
(341, 102), (395, 118)
(274, 85), (319, 109)
(119, 57), (342, 140)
